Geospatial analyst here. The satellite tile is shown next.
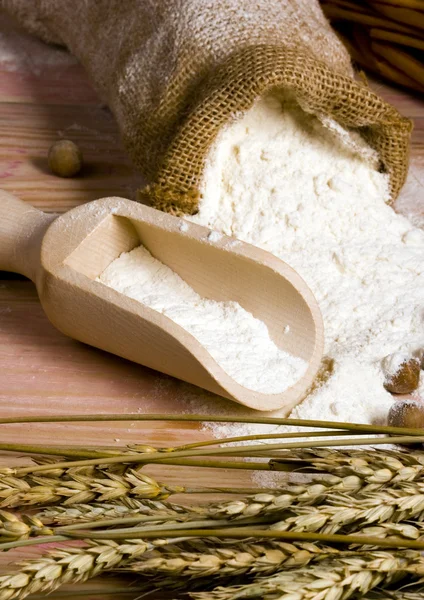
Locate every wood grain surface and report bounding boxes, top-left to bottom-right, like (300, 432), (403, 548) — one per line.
(0, 13), (423, 599)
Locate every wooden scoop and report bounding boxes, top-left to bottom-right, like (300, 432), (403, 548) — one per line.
(0, 190), (324, 412)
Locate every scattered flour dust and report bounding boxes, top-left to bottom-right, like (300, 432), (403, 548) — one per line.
(0, 18), (77, 74)
(381, 351), (412, 379)
(183, 94), (424, 443)
(101, 91), (423, 485)
(207, 230), (223, 242)
(98, 246), (307, 394)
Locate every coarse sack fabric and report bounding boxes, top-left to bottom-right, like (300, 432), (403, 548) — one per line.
(1, 0), (412, 215)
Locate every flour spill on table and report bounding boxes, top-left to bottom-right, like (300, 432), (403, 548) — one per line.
(99, 93), (423, 456)
(0, 21), (76, 74)
(181, 94), (424, 444)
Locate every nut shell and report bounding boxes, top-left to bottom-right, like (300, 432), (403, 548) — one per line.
(48, 140), (83, 177)
(388, 400), (424, 429)
(384, 357), (420, 394)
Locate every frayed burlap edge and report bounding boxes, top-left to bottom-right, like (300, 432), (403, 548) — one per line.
(136, 44), (412, 216)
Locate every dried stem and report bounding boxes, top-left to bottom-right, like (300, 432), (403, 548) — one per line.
(165, 429), (364, 452)
(0, 444), (116, 460)
(0, 431), (366, 460)
(7, 436), (424, 479)
(56, 525), (424, 550)
(34, 448), (424, 532)
(0, 413), (423, 438)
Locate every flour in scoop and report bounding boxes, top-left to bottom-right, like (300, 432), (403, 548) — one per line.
(185, 93), (424, 437)
(98, 246), (307, 394)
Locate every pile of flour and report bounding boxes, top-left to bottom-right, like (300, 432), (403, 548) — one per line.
(98, 246), (307, 394)
(184, 93), (424, 436)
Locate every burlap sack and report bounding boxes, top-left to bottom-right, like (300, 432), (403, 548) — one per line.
(2, 0), (412, 215)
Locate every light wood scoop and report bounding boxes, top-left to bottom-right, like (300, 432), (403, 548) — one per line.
(0, 190), (324, 412)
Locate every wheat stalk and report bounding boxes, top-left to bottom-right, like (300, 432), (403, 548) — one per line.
(365, 592), (424, 600)
(190, 550), (424, 600)
(0, 539), (369, 599)
(271, 486), (424, 534)
(270, 448), (424, 483)
(21, 454), (424, 558)
(0, 465), (183, 508)
(200, 486), (424, 541)
(207, 448), (424, 522)
(34, 474), (363, 528)
(120, 539), (338, 582)
(55, 510), (424, 550)
(31, 455), (395, 528)
(33, 491), (424, 550)
(12, 437), (424, 477)
(9, 447), (423, 513)
(3, 413), (424, 439)
(0, 539), (159, 600)
(202, 484), (417, 522)
(35, 479), (424, 543)
(37, 499), (190, 524)
(270, 506), (424, 540)
(33, 476), (373, 541)
(0, 511), (52, 542)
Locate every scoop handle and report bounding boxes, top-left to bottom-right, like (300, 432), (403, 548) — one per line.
(0, 190), (56, 281)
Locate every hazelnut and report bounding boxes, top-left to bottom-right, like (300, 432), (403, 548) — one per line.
(382, 353), (420, 394)
(388, 400), (424, 430)
(48, 140), (83, 177)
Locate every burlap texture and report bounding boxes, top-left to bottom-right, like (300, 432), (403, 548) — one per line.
(1, 0), (412, 215)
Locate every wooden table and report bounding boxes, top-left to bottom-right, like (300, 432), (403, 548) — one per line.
(0, 13), (423, 598)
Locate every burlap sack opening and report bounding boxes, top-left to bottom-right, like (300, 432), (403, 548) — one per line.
(1, 1), (412, 217)
(141, 44), (413, 216)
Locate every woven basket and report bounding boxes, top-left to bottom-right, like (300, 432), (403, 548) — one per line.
(321, 0), (424, 93)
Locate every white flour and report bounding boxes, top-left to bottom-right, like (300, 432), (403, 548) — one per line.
(98, 246), (307, 394)
(381, 352), (411, 379)
(184, 94), (424, 438)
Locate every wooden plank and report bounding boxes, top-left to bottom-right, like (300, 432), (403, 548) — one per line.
(0, 279), (256, 484)
(0, 103), (144, 211)
(0, 15), (99, 106)
(0, 280), (216, 442)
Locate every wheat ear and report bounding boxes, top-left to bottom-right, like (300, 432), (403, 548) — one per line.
(36, 483), (424, 542)
(6, 447), (423, 513)
(33, 471), (373, 531)
(364, 592), (424, 600)
(270, 448), (424, 486)
(0, 466), (182, 508)
(0, 511), (52, 542)
(0, 539), (157, 600)
(190, 550), (424, 600)
(120, 539), (337, 582)
(37, 499), (189, 524)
